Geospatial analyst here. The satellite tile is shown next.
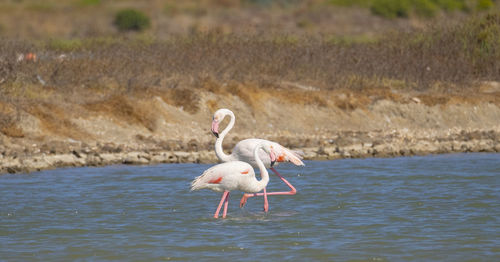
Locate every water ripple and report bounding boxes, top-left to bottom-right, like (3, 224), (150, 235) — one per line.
(1, 153), (499, 261)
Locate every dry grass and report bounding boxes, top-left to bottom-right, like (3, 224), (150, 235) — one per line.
(25, 103), (91, 139)
(270, 87), (329, 108)
(84, 95), (158, 131)
(0, 102), (24, 138)
(205, 99), (219, 112)
(1, 123), (25, 138)
(4, 14), (498, 94)
(159, 88), (200, 114)
(1, 13), (499, 137)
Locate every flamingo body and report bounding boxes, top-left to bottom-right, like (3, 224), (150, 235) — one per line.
(212, 109), (304, 168)
(191, 142), (274, 218)
(190, 161), (266, 193)
(211, 108), (304, 211)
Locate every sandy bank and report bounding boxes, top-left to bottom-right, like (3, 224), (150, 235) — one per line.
(1, 88), (500, 174)
(2, 128), (499, 174)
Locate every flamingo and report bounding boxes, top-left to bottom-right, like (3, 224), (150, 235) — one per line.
(190, 142), (276, 218)
(210, 108), (304, 212)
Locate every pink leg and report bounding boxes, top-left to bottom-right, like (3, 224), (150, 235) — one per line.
(214, 191), (229, 218)
(263, 187), (269, 213)
(222, 191), (230, 218)
(240, 168), (297, 208)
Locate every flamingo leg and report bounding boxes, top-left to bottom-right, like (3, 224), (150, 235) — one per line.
(263, 187), (269, 213)
(222, 191), (230, 218)
(240, 168), (297, 208)
(214, 191), (229, 218)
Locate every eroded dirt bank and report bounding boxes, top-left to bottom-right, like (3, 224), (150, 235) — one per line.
(1, 88), (499, 174)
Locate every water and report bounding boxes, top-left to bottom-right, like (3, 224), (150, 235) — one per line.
(1, 153), (499, 261)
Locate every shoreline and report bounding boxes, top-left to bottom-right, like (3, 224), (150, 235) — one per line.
(2, 89), (500, 175)
(2, 128), (499, 174)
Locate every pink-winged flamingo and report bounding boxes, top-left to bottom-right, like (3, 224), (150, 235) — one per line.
(191, 142), (277, 218)
(210, 108), (304, 212)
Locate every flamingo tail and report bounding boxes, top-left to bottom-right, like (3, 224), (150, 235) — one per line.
(190, 173), (207, 191)
(283, 147), (305, 166)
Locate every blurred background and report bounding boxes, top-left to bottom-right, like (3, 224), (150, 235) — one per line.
(0, 0), (497, 39)
(1, 0), (500, 172)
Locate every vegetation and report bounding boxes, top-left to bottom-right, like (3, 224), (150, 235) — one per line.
(78, 0), (101, 7)
(114, 9), (151, 32)
(370, 0), (411, 18)
(1, 14), (499, 110)
(330, 0), (496, 18)
(0, 0), (499, 137)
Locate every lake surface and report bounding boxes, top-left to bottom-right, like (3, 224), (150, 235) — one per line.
(1, 153), (499, 261)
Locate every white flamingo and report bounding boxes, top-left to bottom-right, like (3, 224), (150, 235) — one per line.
(210, 108), (304, 212)
(191, 142), (276, 218)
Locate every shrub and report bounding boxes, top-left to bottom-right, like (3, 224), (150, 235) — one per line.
(48, 38), (83, 51)
(434, 0), (466, 11)
(467, 13), (500, 64)
(79, 0), (101, 6)
(328, 0), (372, 7)
(476, 0), (494, 11)
(367, 0), (496, 18)
(371, 0), (410, 18)
(414, 0), (438, 17)
(114, 9), (151, 32)
(26, 3), (55, 12)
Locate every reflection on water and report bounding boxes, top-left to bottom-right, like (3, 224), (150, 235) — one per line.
(1, 153), (499, 261)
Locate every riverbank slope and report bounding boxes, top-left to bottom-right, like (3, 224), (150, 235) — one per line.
(2, 85), (499, 174)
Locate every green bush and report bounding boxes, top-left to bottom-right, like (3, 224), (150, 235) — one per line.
(434, 0), (466, 11)
(476, 0), (494, 11)
(79, 0), (101, 6)
(470, 13), (500, 58)
(366, 0), (495, 18)
(26, 2), (55, 12)
(370, 0), (410, 18)
(414, 0), (438, 17)
(328, 0), (372, 7)
(114, 9), (151, 32)
(48, 39), (83, 51)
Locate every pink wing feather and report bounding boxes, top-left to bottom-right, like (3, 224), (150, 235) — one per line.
(275, 144), (305, 166)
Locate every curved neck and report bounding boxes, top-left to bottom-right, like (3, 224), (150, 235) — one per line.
(214, 111), (235, 162)
(254, 145), (269, 191)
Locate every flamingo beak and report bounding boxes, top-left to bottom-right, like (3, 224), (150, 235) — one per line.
(270, 151), (277, 167)
(211, 120), (219, 138)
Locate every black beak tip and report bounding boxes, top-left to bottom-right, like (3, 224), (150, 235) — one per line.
(271, 161), (276, 167)
(212, 131), (219, 138)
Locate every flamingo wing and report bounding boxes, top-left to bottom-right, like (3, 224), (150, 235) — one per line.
(190, 161), (253, 192)
(232, 138), (305, 167)
(271, 142), (305, 166)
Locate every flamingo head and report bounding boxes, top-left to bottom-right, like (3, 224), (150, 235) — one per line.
(269, 145), (277, 167)
(211, 111), (224, 138)
(211, 118), (219, 138)
(260, 143), (277, 167)
(211, 109), (232, 138)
